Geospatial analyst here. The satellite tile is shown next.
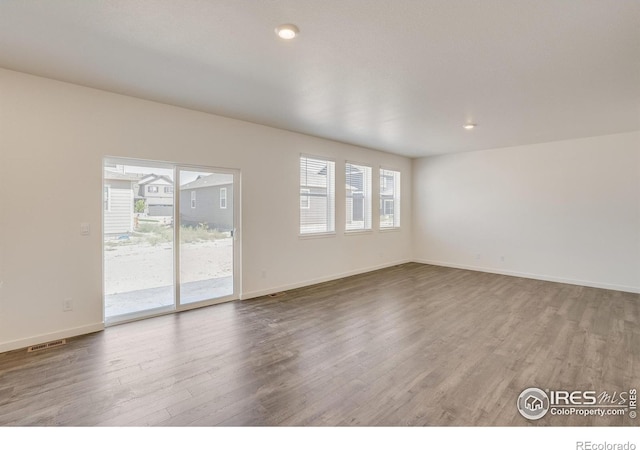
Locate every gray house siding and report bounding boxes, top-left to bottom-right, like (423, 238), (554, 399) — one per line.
(104, 179), (133, 235)
(148, 204), (173, 216)
(180, 184), (233, 231)
(300, 186), (329, 230)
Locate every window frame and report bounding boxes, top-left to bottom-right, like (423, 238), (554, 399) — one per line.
(299, 154), (336, 237)
(379, 167), (401, 230)
(190, 190), (196, 209)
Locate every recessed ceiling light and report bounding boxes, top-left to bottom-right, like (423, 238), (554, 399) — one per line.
(463, 123), (477, 130)
(275, 24), (299, 40)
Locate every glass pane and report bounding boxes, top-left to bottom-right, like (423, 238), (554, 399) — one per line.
(346, 163), (372, 231)
(380, 169), (400, 229)
(300, 156), (335, 234)
(179, 170), (234, 304)
(104, 162), (175, 319)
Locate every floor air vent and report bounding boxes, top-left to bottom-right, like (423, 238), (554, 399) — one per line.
(268, 292), (286, 298)
(27, 339), (66, 353)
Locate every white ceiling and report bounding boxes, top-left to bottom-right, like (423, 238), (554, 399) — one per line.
(1, 1), (638, 157)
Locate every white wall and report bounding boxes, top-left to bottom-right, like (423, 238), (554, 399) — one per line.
(413, 131), (640, 293)
(0, 69), (412, 352)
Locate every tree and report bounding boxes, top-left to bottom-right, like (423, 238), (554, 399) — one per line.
(134, 199), (146, 214)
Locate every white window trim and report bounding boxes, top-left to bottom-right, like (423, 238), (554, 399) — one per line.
(191, 190), (196, 209)
(298, 231), (337, 240)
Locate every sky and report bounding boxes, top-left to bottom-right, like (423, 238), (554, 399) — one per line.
(115, 164), (229, 186)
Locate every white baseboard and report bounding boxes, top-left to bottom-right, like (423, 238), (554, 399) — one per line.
(0, 322), (104, 354)
(241, 259), (412, 300)
(413, 259), (640, 294)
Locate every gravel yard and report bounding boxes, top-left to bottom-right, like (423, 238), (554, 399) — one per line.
(104, 237), (232, 294)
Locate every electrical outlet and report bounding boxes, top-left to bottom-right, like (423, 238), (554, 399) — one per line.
(500, 256), (505, 262)
(80, 223), (90, 236)
(476, 253), (481, 260)
(63, 298), (73, 312)
(261, 270), (267, 279)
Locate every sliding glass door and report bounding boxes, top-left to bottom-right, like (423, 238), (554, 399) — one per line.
(103, 159), (239, 324)
(103, 161), (175, 320)
(178, 169), (235, 305)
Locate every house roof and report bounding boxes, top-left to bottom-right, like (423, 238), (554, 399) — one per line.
(345, 183), (361, 192)
(139, 174), (174, 186)
(180, 173), (233, 190)
(104, 170), (141, 181)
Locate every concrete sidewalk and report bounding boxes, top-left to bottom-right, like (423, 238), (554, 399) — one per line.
(105, 276), (233, 318)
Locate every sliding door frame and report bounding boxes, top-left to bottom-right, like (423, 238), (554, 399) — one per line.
(102, 157), (241, 326)
(174, 165), (241, 313)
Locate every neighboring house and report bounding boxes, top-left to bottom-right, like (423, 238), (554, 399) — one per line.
(346, 165), (365, 226)
(300, 159), (334, 232)
(179, 173), (233, 230)
(103, 170), (139, 235)
(380, 170), (396, 216)
(137, 174), (174, 216)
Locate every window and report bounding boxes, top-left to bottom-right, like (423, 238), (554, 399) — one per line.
(300, 155), (335, 235)
(191, 191), (196, 208)
(164, 186), (173, 194)
(383, 199), (394, 215)
(220, 187), (227, 209)
(147, 185), (159, 193)
(380, 168), (400, 229)
(104, 186), (111, 211)
(300, 188), (310, 209)
(345, 162), (372, 231)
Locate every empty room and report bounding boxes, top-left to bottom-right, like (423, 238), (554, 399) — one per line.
(0, 0), (639, 441)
